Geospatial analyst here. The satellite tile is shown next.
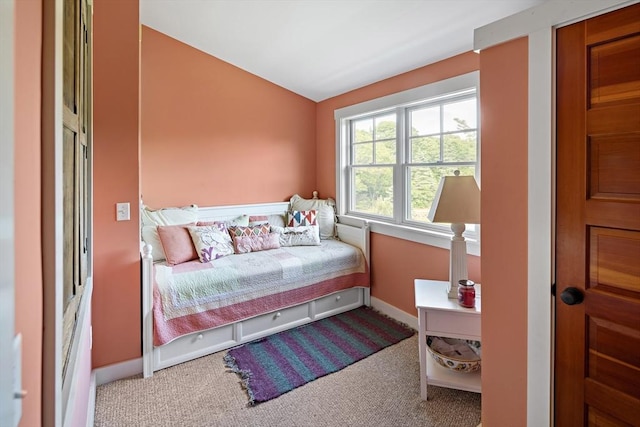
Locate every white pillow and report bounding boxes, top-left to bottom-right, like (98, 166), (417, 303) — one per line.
(271, 225), (321, 247)
(198, 214), (249, 228)
(141, 204), (198, 227)
(140, 205), (198, 261)
(141, 225), (165, 262)
(289, 194), (336, 239)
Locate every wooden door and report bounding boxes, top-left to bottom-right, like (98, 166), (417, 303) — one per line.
(556, 4), (640, 426)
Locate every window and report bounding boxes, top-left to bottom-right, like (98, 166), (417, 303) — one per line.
(335, 72), (479, 254)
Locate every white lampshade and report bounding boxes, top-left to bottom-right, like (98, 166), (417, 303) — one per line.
(428, 171), (480, 225)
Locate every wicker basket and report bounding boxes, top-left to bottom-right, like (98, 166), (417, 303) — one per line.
(427, 336), (481, 373)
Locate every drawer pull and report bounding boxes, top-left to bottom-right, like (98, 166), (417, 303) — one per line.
(336, 295), (341, 301)
(274, 312), (281, 318)
(196, 333), (204, 340)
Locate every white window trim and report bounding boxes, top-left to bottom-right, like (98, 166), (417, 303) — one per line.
(0, 0), (16, 424)
(335, 71), (480, 256)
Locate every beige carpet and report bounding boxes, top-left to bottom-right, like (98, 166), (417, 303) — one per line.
(94, 335), (481, 426)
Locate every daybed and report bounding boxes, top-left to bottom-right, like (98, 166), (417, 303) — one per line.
(141, 194), (371, 378)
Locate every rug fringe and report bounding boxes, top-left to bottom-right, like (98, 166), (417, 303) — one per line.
(223, 353), (256, 406)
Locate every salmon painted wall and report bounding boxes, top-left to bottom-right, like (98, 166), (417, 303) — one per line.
(315, 52), (481, 315)
(371, 234), (481, 314)
(140, 26), (317, 208)
(92, 0), (141, 367)
(14, 1), (43, 425)
(479, 37), (529, 425)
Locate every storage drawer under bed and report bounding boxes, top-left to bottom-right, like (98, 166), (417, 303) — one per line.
(241, 302), (312, 340)
(154, 322), (236, 370)
(314, 287), (365, 319)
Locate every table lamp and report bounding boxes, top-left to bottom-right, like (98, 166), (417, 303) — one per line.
(427, 170), (481, 299)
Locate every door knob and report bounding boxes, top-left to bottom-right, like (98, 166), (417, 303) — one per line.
(560, 287), (584, 305)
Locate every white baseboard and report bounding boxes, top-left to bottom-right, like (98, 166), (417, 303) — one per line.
(370, 296), (418, 330)
(93, 357), (143, 386)
(86, 372), (96, 427)
(89, 357), (142, 426)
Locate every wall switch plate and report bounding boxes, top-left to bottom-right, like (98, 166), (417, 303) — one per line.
(116, 202), (130, 221)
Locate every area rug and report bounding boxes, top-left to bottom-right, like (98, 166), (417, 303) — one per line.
(223, 306), (414, 405)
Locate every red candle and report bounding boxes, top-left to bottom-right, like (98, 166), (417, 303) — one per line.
(457, 280), (476, 308)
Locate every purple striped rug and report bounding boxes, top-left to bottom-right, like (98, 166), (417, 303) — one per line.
(223, 307), (414, 405)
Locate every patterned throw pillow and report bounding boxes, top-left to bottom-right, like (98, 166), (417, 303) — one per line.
(287, 210), (317, 227)
(290, 194), (337, 239)
(271, 225), (320, 247)
(227, 224), (271, 238)
(232, 233), (280, 254)
(196, 221), (228, 232)
(187, 225), (235, 263)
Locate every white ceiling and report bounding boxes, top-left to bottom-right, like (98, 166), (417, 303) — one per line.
(140, 0), (546, 102)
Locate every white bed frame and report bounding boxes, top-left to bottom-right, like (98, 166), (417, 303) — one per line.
(141, 201), (370, 378)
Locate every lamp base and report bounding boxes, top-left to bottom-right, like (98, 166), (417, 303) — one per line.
(447, 283), (459, 299)
(448, 223), (468, 299)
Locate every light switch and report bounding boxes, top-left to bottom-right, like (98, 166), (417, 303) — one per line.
(116, 202), (130, 221)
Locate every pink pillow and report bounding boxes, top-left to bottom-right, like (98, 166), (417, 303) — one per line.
(248, 215), (269, 226)
(157, 224), (198, 265)
(232, 233), (280, 254)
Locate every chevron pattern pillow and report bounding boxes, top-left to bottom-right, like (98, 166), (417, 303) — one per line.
(287, 210), (317, 227)
(227, 224), (271, 238)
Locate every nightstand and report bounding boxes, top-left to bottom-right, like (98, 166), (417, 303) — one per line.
(415, 279), (481, 400)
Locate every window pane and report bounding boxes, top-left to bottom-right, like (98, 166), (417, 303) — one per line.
(408, 165), (476, 223)
(410, 106), (440, 136)
(353, 142), (373, 165)
(354, 118), (373, 142)
(443, 131), (477, 162)
(411, 135), (440, 163)
(375, 114), (396, 139)
(353, 166), (394, 217)
(443, 98), (477, 132)
(376, 140), (396, 164)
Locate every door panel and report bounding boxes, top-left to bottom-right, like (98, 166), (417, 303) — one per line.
(590, 228), (640, 292)
(589, 134), (640, 201)
(590, 35), (640, 106)
(556, 3), (640, 426)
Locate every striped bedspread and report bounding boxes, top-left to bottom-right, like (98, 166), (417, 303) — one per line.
(153, 239), (369, 346)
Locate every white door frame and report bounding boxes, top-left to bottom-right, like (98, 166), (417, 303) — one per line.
(0, 0), (16, 425)
(474, 0), (639, 425)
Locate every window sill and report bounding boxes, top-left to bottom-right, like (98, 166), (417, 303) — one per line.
(337, 214), (480, 257)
